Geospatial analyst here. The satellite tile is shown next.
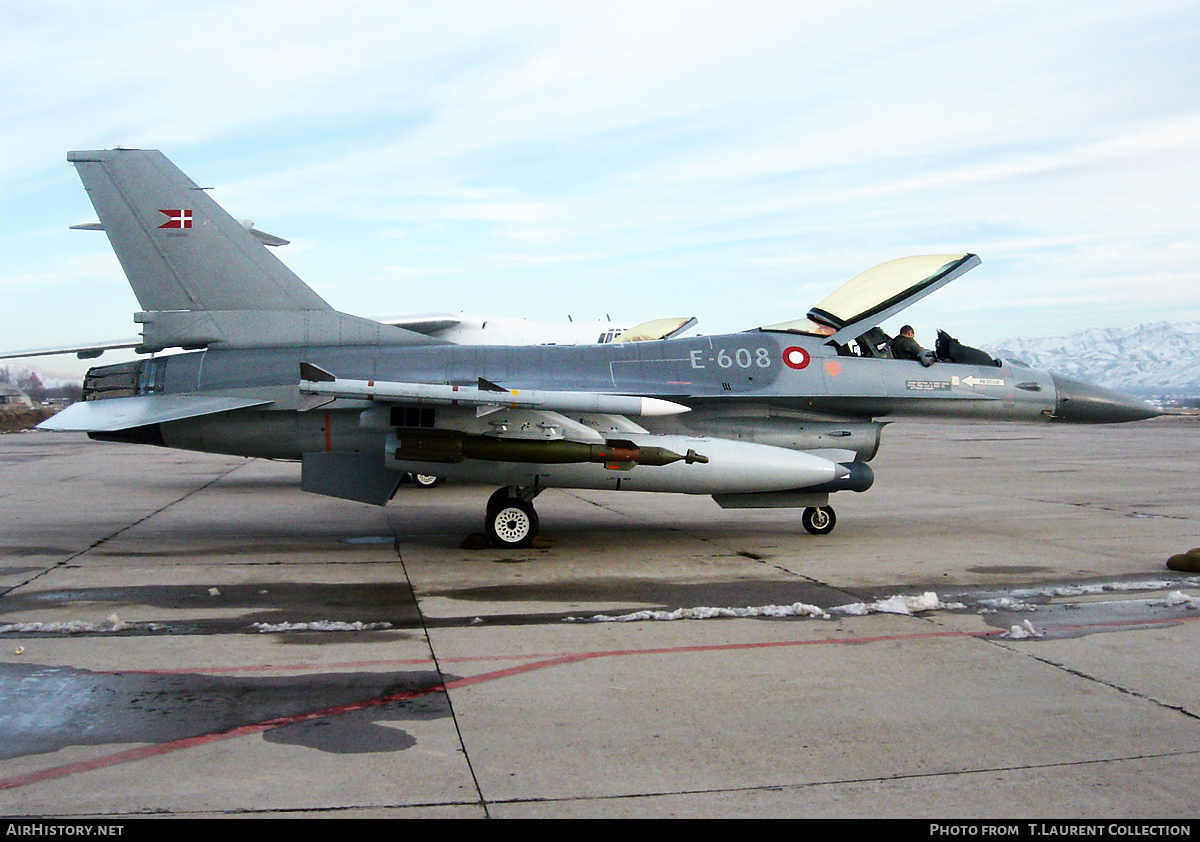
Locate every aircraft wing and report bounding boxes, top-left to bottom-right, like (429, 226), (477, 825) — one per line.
(39, 394), (274, 432)
(759, 254), (980, 345)
(0, 339), (141, 361)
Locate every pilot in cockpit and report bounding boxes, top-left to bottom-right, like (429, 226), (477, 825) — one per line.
(890, 325), (935, 367)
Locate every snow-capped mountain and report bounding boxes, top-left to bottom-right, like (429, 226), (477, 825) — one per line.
(984, 322), (1200, 399)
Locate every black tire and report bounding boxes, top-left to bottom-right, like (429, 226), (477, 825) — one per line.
(486, 487), (512, 517)
(802, 506), (836, 535)
(485, 498), (539, 548)
(411, 474), (441, 489)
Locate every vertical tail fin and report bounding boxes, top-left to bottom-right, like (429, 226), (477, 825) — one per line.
(68, 149), (435, 351)
(69, 149), (330, 312)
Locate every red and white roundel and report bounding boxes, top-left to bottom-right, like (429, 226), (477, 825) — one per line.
(782, 346), (810, 370)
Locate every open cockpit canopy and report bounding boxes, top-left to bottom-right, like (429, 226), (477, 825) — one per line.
(758, 254), (980, 346)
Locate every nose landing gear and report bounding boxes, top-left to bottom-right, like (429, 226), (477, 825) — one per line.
(801, 506), (836, 535)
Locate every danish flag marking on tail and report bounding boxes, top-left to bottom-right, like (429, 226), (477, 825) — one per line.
(158, 209), (193, 229)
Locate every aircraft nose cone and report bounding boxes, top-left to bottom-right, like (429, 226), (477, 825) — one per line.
(1049, 373), (1161, 423)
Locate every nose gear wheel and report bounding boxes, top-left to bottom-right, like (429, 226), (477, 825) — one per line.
(802, 506), (836, 535)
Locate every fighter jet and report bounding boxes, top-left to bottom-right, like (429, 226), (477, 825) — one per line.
(35, 149), (1158, 547)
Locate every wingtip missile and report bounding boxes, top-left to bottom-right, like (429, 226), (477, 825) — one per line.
(298, 365), (690, 418)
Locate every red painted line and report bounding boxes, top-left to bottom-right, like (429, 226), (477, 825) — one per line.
(104, 651), (593, 676)
(0, 682), (445, 793)
(0, 654), (590, 793)
(3, 612), (1197, 792)
(0, 629), (996, 793)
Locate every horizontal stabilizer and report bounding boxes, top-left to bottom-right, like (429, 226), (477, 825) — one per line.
(39, 395), (273, 432)
(0, 338), (140, 361)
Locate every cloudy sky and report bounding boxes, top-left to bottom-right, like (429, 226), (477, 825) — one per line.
(2, 0), (1197, 376)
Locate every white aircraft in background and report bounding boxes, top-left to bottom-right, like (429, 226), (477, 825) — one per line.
(0, 313), (697, 362)
(377, 313), (697, 346)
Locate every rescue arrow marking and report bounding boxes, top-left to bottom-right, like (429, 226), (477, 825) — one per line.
(954, 376), (1005, 387)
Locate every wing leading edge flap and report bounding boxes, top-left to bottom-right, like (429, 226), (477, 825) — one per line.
(38, 394), (274, 432)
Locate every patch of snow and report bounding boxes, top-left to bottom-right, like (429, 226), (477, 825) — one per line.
(977, 597), (1038, 613)
(568, 591), (964, 624)
(830, 591), (958, 617)
(575, 602), (831, 623)
(1003, 620), (1045, 639)
(1151, 591), (1200, 610)
(0, 613), (137, 634)
(1007, 578), (1200, 600)
(251, 620), (393, 633)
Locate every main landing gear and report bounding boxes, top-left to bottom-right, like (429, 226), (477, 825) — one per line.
(481, 488), (838, 547)
(801, 505), (836, 535)
(485, 487), (542, 548)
